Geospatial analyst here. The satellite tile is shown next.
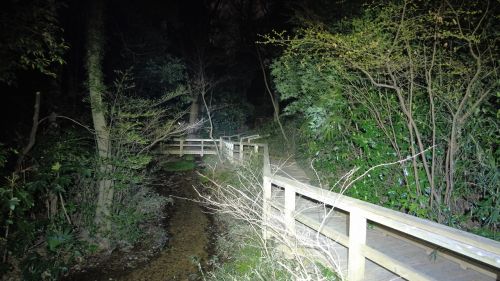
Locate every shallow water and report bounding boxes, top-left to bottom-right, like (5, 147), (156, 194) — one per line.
(118, 172), (211, 281)
(64, 170), (213, 281)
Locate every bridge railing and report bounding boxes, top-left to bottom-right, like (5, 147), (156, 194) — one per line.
(161, 138), (220, 156)
(263, 172), (500, 281)
(259, 151), (499, 281)
(160, 136), (500, 281)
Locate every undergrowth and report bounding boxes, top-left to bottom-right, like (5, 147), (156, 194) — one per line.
(198, 154), (341, 281)
(162, 155), (196, 172)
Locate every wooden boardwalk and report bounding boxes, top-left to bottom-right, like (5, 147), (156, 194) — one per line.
(269, 158), (497, 281)
(161, 137), (500, 281)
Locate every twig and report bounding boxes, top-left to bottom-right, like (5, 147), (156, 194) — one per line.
(344, 146), (434, 191)
(38, 114), (95, 134)
(16, 92), (41, 169)
(59, 193), (72, 225)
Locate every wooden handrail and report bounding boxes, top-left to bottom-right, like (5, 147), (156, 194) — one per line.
(240, 134), (261, 142)
(160, 137), (500, 281)
(268, 175), (500, 265)
(173, 138), (220, 142)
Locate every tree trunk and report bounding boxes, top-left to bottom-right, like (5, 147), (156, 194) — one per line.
(256, 47), (288, 143)
(445, 118), (459, 206)
(86, 0), (113, 247)
(188, 95), (200, 138)
(16, 92), (41, 170)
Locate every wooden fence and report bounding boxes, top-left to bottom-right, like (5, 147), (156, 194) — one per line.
(161, 137), (500, 281)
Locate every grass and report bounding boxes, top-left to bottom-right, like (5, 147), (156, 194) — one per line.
(198, 158), (341, 281)
(204, 215), (292, 281)
(162, 155), (196, 172)
(217, 242), (263, 277)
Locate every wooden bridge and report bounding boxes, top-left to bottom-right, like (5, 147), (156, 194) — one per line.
(160, 135), (500, 281)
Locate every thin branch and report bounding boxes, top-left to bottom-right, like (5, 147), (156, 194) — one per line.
(344, 146), (435, 191)
(137, 119), (204, 154)
(256, 46), (289, 144)
(355, 66), (399, 91)
(16, 92), (41, 169)
(38, 114), (95, 134)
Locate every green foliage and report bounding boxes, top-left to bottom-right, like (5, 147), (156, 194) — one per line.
(22, 226), (86, 281)
(109, 186), (166, 244)
(0, 0), (68, 84)
(217, 244), (263, 276)
(0, 144), (7, 168)
(97, 68), (185, 242)
(162, 156), (196, 172)
(270, 51), (416, 209)
(135, 56), (188, 97)
(316, 262), (340, 281)
(203, 89), (254, 137)
(1, 65), (188, 277)
(264, 0), (499, 237)
(0, 130), (95, 279)
(108, 68), (187, 182)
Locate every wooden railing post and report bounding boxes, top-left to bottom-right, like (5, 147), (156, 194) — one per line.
(263, 175), (272, 240)
(348, 210), (367, 281)
(219, 137), (223, 152)
(254, 144), (258, 153)
(230, 142), (234, 161)
(201, 140), (204, 157)
(262, 144), (272, 240)
(239, 141), (244, 161)
(180, 140), (184, 156)
(284, 186), (296, 236)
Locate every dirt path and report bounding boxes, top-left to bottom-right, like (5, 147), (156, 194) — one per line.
(118, 172), (210, 281)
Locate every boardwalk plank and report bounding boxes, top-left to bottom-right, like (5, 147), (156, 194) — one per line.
(162, 140), (499, 281)
(272, 157), (497, 281)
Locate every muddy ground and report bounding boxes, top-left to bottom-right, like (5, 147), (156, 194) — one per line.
(64, 168), (214, 281)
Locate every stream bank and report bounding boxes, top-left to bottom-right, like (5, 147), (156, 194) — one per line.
(64, 164), (214, 281)
(118, 170), (213, 281)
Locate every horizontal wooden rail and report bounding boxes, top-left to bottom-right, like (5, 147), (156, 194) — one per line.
(240, 134), (261, 143)
(269, 175), (500, 267)
(267, 174), (500, 280)
(161, 138), (220, 156)
(160, 135), (500, 281)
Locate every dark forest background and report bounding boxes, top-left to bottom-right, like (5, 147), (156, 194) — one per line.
(0, 0), (497, 279)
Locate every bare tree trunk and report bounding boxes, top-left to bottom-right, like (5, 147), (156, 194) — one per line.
(256, 47), (288, 143)
(444, 35), (487, 207)
(86, 0), (113, 248)
(425, 35), (438, 207)
(16, 92), (41, 170)
(188, 96), (200, 138)
(358, 66), (440, 204)
(445, 128), (456, 206)
(201, 91), (214, 139)
(405, 42), (423, 198)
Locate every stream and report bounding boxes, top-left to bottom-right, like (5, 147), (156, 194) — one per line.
(119, 171), (212, 281)
(65, 167), (214, 281)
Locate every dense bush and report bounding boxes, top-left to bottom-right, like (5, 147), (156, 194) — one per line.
(0, 68), (189, 279)
(202, 89), (254, 137)
(264, 0), (499, 238)
(0, 130), (94, 279)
